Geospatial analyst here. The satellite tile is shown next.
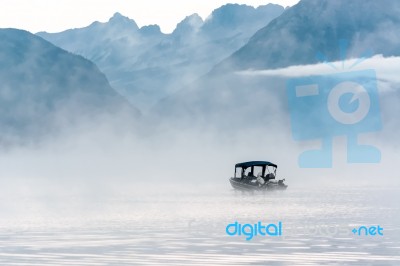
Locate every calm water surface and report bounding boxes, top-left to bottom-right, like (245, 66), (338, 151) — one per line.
(0, 185), (399, 265)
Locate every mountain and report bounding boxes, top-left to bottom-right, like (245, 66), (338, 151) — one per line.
(200, 3), (285, 39)
(151, 0), (400, 133)
(0, 28), (139, 145)
(216, 0), (400, 71)
(37, 4), (285, 111)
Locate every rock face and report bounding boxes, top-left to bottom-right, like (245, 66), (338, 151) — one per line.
(215, 0), (400, 71)
(0, 28), (139, 144)
(151, 0), (400, 133)
(37, 4), (285, 111)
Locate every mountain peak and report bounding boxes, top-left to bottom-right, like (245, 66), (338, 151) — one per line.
(108, 12), (138, 29)
(109, 12), (127, 22)
(205, 4), (254, 25)
(181, 13), (204, 26)
(139, 24), (163, 36)
(110, 12), (124, 19)
(173, 13), (203, 36)
(201, 3), (284, 37)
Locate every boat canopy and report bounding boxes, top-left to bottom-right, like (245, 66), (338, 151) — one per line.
(235, 161), (277, 168)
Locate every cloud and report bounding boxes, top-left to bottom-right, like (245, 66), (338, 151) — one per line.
(239, 55), (400, 83)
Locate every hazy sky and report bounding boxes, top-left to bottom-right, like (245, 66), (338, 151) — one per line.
(0, 0), (299, 33)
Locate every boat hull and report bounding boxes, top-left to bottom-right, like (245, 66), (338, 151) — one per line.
(229, 177), (287, 191)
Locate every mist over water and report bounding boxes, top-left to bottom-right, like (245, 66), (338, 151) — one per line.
(1, 183), (399, 265)
(2, 1), (400, 264)
(1, 52), (400, 264)
(1, 117), (399, 264)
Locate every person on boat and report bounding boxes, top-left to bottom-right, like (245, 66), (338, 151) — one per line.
(256, 173), (265, 186)
(265, 172), (275, 181)
(247, 171), (254, 178)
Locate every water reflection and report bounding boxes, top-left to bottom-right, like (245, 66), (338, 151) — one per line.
(0, 186), (399, 265)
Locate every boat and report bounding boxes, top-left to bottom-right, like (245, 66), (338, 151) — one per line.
(229, 161), (288, 191)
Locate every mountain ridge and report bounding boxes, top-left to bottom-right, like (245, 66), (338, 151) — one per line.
(37, 4), (285, 111)
(0, 28), (139, 144)
(214, 0), (400, 72)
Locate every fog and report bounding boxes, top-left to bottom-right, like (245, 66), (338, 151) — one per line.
(1, 56), (400, 265)
(36, 4), (285, 112)
(2, 2), (400, 264)
(1, 56), (399, 203)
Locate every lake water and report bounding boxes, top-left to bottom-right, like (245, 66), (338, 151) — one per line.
(1, 184), (399, 265)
